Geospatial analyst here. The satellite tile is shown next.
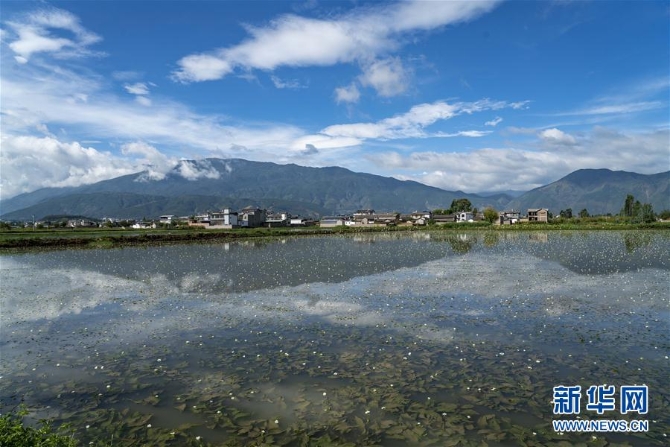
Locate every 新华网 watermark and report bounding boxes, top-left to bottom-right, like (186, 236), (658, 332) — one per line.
(552, 384), (648, 433)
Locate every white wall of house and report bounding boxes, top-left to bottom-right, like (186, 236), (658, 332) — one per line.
(457, 212), (474, 222)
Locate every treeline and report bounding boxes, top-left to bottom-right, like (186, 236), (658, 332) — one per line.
(554, 194), (667, 223)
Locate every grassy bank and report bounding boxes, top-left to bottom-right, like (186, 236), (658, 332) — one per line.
(1, 221), (668, 251)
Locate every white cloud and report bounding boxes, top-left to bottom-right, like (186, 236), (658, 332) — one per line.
(172, 0), (501, 96)
(1, 65), (305, 158)
(322, 99), (524, 141)
(438, 130), (491, 138)
(559, 101), (665, 116)
(124, 82), (149, 95)
(124, 82), (151, 106)
(120, 141), (177, 181)
(334, 83), (360, 104)
(359, 57), (409, 97)
(539, 128), (577, 145)
(177, 159), (221, 181)
(370, 127), (669, 193)
(135, 96), (152, 107)
(0, 135), (229, 198)
(290, 134), (362, 151)
(4, 7), (102, 63)
(0, 134), (136, 198)
(485, 116), (503, 127)
(270, 75), (305, 89)
(173, 54), (233, 82)
(505, 126), (537, 135)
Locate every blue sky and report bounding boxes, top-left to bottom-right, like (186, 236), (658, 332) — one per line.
(1, 0), (668, 200)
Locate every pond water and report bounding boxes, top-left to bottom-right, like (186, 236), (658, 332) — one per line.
(1, 231), (668, 446)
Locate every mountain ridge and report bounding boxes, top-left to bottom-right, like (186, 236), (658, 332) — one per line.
(507, 168), (669, 215)
(1, 159), (668, 220)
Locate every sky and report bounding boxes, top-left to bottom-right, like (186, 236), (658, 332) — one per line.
(1, 0), (668, 200)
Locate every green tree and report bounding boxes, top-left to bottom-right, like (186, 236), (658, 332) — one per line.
(560, 209), (573, 219)
(636, 203), (656, 223)
(449, 198), (472, 213)
(622, 194), (635, 217)
(483, 207), (498, 223)
(431, 208), (450, 215)
(579, 208), (589, 218)
(658, 209), (670, 220)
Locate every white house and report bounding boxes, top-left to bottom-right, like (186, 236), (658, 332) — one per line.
(456, 212), (474, 222)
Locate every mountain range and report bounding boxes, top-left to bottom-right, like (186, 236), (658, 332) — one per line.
(1, 159), (668, 220)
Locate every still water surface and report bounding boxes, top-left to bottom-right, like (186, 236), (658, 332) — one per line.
(1, 231), (668, 446)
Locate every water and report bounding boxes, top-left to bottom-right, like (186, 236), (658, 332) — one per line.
(1, 231), (668, 446)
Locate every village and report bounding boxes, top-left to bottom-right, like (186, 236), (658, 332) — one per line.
(156, 206), (549, 229)
(21, 205), (550, 230)
(6, 206), (551, 230)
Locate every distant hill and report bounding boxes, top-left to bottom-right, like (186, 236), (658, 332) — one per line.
(1, 159), (507, 220)
(4, 192), (336, 221)
(2, 161), (667, 220)
(507, 169), (670, 215)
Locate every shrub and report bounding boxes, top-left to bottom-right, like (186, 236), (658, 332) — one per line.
(0, 408), (77, 447)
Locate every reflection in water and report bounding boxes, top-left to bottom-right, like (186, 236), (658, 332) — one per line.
(483, 231), (499, 247)
(624, 232), (652, 252)
(446, 234), (476, 253)
(1, 231), (669, 446)
(528, 232), (548, 243)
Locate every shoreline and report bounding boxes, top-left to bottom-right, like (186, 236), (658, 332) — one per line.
(1, 221), (668, 252)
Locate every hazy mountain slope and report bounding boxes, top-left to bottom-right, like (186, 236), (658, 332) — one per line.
(0, 192), (335, 221)
(3, 162), (667, 220)
(1, 159), (502, 219)
(507, 169), (670, 215)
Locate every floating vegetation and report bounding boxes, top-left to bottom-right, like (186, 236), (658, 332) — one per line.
(1, 231), (668, 445)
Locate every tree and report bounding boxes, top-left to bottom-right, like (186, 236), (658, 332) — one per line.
(632, 200), (642, 218)
(560, 209), (573, 219)
(622, 194), (635, 217)
(483, 207), (498, 224)
(450, 198), (472, 213)
(637, 203), (656, 223)
(579, 208), (589, 218)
